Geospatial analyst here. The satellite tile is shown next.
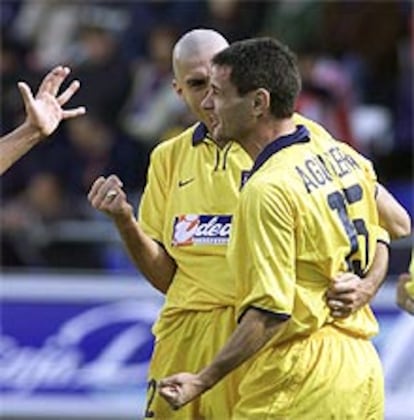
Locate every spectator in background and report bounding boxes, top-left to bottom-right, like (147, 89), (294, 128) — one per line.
(1, 171), (65, 266)
(9, 1), (130, 71)
(260, 1), (324, 52)
(121, 24), (186, 147)
(122, 1), (205, 59)
(322, 1), (404, 107)
(70, 21), (132, 127)
(1, 33), (31, 135)
(296, 48), (356, 148)
(0, 171), (101, 268)
(260, 2), (356, 148)
(203, 0), (268, 42)
(9, 0), (77, 69)
(61, 113), (145, 196)
(321, 1), (408, 168)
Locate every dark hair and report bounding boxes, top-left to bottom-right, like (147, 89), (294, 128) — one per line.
(212, 37), (301, 118)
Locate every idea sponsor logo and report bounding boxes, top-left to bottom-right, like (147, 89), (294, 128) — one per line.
(172, 214), (232, 246)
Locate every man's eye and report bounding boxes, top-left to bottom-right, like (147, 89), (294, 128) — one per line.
(188, 80), (207, 88)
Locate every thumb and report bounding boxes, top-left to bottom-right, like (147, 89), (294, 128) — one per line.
(18, 82), (35, 108)
(159, 384), (179, 397)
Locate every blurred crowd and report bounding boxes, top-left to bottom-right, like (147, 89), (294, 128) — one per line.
(1, 0), (412, 270)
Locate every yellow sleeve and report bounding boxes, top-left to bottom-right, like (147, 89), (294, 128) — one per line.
(138, 146), (169, 243)
(340, 142), (377, 186)
(229, 182), (295, 321)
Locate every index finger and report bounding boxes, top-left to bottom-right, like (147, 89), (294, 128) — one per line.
(38, 66), (70, 97)
(332, 272), (358, 283)
(87, 176), (106, 201)
(327, 281), (355, 295)
(106, 174), (124, 188)
(158, 376), (178, 388)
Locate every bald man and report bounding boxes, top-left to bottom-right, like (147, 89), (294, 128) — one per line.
(89, 29), (250, 419)
(88, 29), (410, 419)
(0, 66), (85, 175)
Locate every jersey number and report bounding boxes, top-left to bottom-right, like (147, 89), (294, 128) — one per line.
(327, 184), (369, 277)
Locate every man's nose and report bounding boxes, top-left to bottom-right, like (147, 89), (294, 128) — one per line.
(201, 90), (213, 110)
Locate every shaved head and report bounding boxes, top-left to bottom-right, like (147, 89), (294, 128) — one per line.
(173, 29), (229, 80)
(171, 29), (228, 130)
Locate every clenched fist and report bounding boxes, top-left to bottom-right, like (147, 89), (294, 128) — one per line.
(88, 174), (134, 224)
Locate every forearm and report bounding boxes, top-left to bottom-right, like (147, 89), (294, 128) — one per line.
(114, 214), (176, 293)
(377, 184), (411, 239)
(0, 122), (42, 175)
(364, 241), (389, 293)
(198, 308), (286, 389)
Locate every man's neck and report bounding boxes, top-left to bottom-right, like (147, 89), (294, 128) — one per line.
(242, 117), (296, 161)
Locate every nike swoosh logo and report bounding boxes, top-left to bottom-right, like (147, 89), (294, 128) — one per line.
(178, 177), (195, 187)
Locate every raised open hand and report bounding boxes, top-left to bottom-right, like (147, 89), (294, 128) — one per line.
(19, 65), (85, 137)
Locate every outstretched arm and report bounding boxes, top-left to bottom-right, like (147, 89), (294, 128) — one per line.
(158, 308), (286, 409)
(0, 66), (85, 175)
(88, 175), (176, 293)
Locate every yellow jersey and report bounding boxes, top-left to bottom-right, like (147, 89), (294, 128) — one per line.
(229, 124), (386, 343)
(139, 122), (252, 338)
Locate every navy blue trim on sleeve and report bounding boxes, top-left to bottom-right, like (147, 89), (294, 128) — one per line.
(377, 239), (390, 249)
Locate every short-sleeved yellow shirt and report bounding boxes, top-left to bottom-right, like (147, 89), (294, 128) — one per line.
(229, 124), (386, 343)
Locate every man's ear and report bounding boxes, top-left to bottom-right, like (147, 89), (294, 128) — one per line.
(252, 88), (270, 117)
(172, 79), (182, 97)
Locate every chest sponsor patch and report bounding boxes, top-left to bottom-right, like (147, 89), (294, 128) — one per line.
(172, 214), (232, 246)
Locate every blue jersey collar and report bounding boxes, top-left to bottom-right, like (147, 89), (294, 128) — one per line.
(192, 122), (209, 146)
(250, 125), (310, 177)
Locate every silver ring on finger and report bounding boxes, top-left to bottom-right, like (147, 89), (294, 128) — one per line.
(105, 189), (118, 200)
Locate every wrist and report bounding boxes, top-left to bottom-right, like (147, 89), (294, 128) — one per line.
(20, 121), (44, 143)
(197, 366), (221, 391)
(363, 272), (382, 293)
(113, 210), (136, 229)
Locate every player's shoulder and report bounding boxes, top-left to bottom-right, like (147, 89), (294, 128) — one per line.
(336, 140), (373, 171)
(293, 112), (332, 139)
(244, 164), (292, 202)
(150, 123), (200, 161)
